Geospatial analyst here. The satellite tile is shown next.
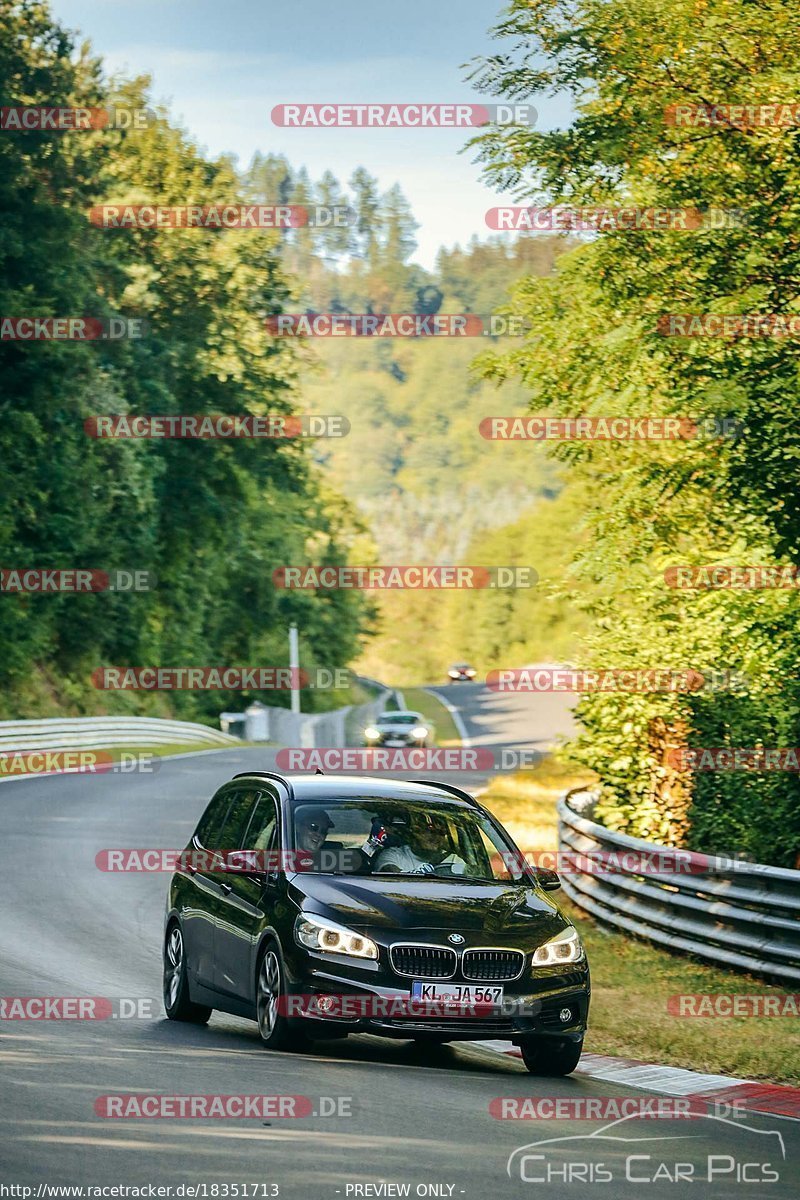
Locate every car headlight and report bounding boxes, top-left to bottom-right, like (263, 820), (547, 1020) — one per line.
(412, 726), (427, 738)
(448, 670), (460, 678)
(294, 914), (379, 960)
(532, 927), (584, 967)
(364, 726), (380, 740)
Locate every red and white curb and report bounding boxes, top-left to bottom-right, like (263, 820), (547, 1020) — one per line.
(476, 1042), (800, 1120)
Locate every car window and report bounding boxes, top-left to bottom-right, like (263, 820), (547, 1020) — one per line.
(242, 791), (279, 852)
(469, 825), (519, 881)
(194, 789), (234, 850)
(216, 789), (261, 853)
(287, 798), (529, 880)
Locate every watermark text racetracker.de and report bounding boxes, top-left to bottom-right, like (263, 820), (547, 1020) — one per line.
(95, 1094), (352, 1119)
(0, 105), (153, 131)
(658, 313), (800, 337)
(85, 415), (348, 439)
(0, 751), (158, 778)
(1, 317), (145, 340)
(665, 564), (800, 589)
(479, 416), (741, 440)
(667, 746), (800, 771)
(668, 993), (800, 1018)
(1, 569), (152, 593)
(93, 842), (731, 877)
(486, 667), (746, 693)
(280, 748), (495, 773)
(665, 101), (800, 128)
(491, 1096), (748, 1120)
(0, 996), (156, 1019)
(271, 102), (537, 127)
(272, 566), (536, 589)
(265, 313), (524, 337)
(89, 204), (355, 230)
(275, 994), (540, 1020)
(90, 667), (350, 691)
(486, 206), (746, 232)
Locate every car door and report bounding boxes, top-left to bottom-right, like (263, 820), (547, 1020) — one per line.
(213, 788), (280, 1004)
(179, 786), (237, 988)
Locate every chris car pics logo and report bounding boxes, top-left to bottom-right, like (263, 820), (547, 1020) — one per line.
(507, 1113), (785, 1185)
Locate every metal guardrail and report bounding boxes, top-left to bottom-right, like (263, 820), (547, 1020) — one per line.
(558, 790), (800, 986)
(1, 677), (400, 759)
(0, 716), (238, 752)
(221, 677), (399, 749)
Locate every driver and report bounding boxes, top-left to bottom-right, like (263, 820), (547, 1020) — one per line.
(295, 807), (334, 867)
(375, 811), (466, 875)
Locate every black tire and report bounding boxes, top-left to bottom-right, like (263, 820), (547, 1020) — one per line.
(255, 941), (309, 1051)
(520, 1035), (583, 1077)
(163, 922), (212, 1024)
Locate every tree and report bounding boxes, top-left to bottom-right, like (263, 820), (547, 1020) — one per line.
(465, 0), (800, 864)
(0, 1), (372, 719)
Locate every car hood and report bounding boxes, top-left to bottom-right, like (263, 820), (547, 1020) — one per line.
(376, 722), (420, 732)
(288, 874), (566, 939)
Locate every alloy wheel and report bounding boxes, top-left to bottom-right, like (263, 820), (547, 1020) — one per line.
(164, 925), (184, 1009)
(257, 950), (281, 1039)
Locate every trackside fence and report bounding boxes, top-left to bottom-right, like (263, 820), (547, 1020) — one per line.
(0, 715), (238, 753)
(558, 790), (800, 986)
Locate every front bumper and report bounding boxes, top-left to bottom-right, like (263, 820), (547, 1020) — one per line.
(363, 735), (427, 747)
(283, 941), (590, 1044)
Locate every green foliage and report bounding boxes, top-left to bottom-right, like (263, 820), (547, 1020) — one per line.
(357, 485), (589, 684)
(0, 1), (371, 720)
(468, 0), (800, 865)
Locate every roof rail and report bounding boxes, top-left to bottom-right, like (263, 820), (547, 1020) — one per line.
(232, 770), (295, 800)
(409, 779), (481, 807)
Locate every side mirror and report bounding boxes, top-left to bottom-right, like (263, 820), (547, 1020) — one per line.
(537, 867), (561, 891)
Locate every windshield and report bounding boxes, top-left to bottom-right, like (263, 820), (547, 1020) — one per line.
(376, 713), (422, 725)
(290, 798), (527, 881)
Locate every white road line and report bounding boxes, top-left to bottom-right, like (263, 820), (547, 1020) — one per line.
(424, 688), (471, 747)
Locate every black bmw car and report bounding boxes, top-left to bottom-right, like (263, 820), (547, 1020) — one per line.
(163, 772), (590, 1075)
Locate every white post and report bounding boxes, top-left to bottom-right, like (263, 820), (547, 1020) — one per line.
(289, 624), (300, 714)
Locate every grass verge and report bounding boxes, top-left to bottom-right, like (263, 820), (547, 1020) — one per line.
(481, 760), (800, 1087)
(403, 687), (462, 746)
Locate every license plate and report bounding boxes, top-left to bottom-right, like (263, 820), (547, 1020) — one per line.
(410, 981), (504, 1006)
(384, 738), (407, 746)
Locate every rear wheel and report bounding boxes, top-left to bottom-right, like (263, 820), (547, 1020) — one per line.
(163, 923), (212, 1024)
(520, 1035), (583, 1076)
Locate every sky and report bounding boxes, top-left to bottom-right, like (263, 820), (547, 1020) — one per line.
(50, 0), (572, 268)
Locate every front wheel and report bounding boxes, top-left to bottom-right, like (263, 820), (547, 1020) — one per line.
(163, 923), (212, 1024)
(520, 1035), (583, 1077)
(256, 943), (308, 1051)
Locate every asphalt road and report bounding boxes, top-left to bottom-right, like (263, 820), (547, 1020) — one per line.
(1, 685), (796, 1198)
(424, 676), (577, 781)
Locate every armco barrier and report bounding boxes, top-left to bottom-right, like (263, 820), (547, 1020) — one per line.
(0, 716), (237, 753)
(222, 677), (398, 749)
(558, 790), (800, 986)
